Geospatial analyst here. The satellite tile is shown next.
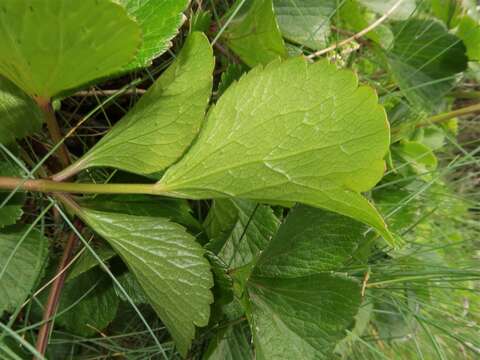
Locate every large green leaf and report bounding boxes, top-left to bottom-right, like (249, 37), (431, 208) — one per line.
(273, 0), (337, 49)
(0, 76), (43, 145)
(0, 156), (25, 228)
(80, 209), (213, 356)
(72, 32), (213, 176)
(223, 0), (287, 67)
(0, 0), (141, 99)
(0, 225), (49, 314)
(118, 0), (189, 69)
(156, 58), (394, 245)
(205, 199), (280, 268)
(245, 206), (363, 359)
(389, 19), (468, 111)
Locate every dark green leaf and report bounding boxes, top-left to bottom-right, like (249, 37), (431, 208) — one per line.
(205, 199), (279, 269)
(223, 0), (287, 67)
(0, 156), (25, 228)
(245, 206), (364, 359)
(389, 19), (468, 111)
(67, 245), (116, 282)
(54, 269), (119, 337)
(203, 322), (253, 360)
(0, 225), (49, 314)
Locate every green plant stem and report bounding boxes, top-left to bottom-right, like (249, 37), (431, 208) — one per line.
(417, 102), (480, 127)
(0, 176), (158, 195)
(35, 97), (70, 168)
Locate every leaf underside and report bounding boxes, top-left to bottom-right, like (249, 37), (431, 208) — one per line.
(81, 209), (213, 356)
(77, 32), (214, 176)
(157, 58), (393, 244)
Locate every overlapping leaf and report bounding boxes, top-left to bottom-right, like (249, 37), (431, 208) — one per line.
(0, 76), (43, 145)
(0, 225), (49, 314)
(0, 0), (141, 99)
(245, 206), (363, 359)
(118, 0), (189, 69)
(205, 199), (279, 268)
(0, 156), (25, 228)
(223, 0), (287, 67)
(156, 58), (393, 244)
(274, 0), (337, 49)
(80, 209), (213, 356)
(389, 19), (468, 111)
(72, 32), (214, 176)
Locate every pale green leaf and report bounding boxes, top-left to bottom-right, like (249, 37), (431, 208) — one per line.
(457, 16), (480, 61)
(393, 141), (438, 175)
(274, 0), (337, 49)
(157, 58), (394, 245)
(0, 76), (43, 145)
(223, 0), (287, 67)
(73, 32), (214, 176)
(0, 225), (49, 314)
(0, 0), (141, 99)
(0, 155), (25, 228)
(359, 0), (416, 20)
(80, 209), (213, 356)
(245, 207), (364, 359)
(389, 19), (468, 111)
(205, 199), (280, 269)
(117, 0), (189, 69)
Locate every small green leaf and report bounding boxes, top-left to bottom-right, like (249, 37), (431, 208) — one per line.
(0, 225), (49, 314)
(393, 141), (438, 175)
(0, 0), (141, 99)
(118, 0), (189, 69)
(67, 245), (116, 282)
(113, 271), (149, 304)
(389, 19), (468, 111)
(457, 16), (480, 61)
(0, 76), (43, 145)
(80, 209), (213, 356)
(223, 0), (287, 67)
(358, 0), (416, 20)
(205, 199), (279, 269)
(74, 32), (214, 176)
(157, 58), (393, 245)
(245, 206), (364, 359)
(274, 0), (337, 49)
(53, 269), (119, 337)
(0, 156), (25, 228)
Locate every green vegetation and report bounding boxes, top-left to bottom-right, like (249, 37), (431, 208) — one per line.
(0, 0), (479, 359)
